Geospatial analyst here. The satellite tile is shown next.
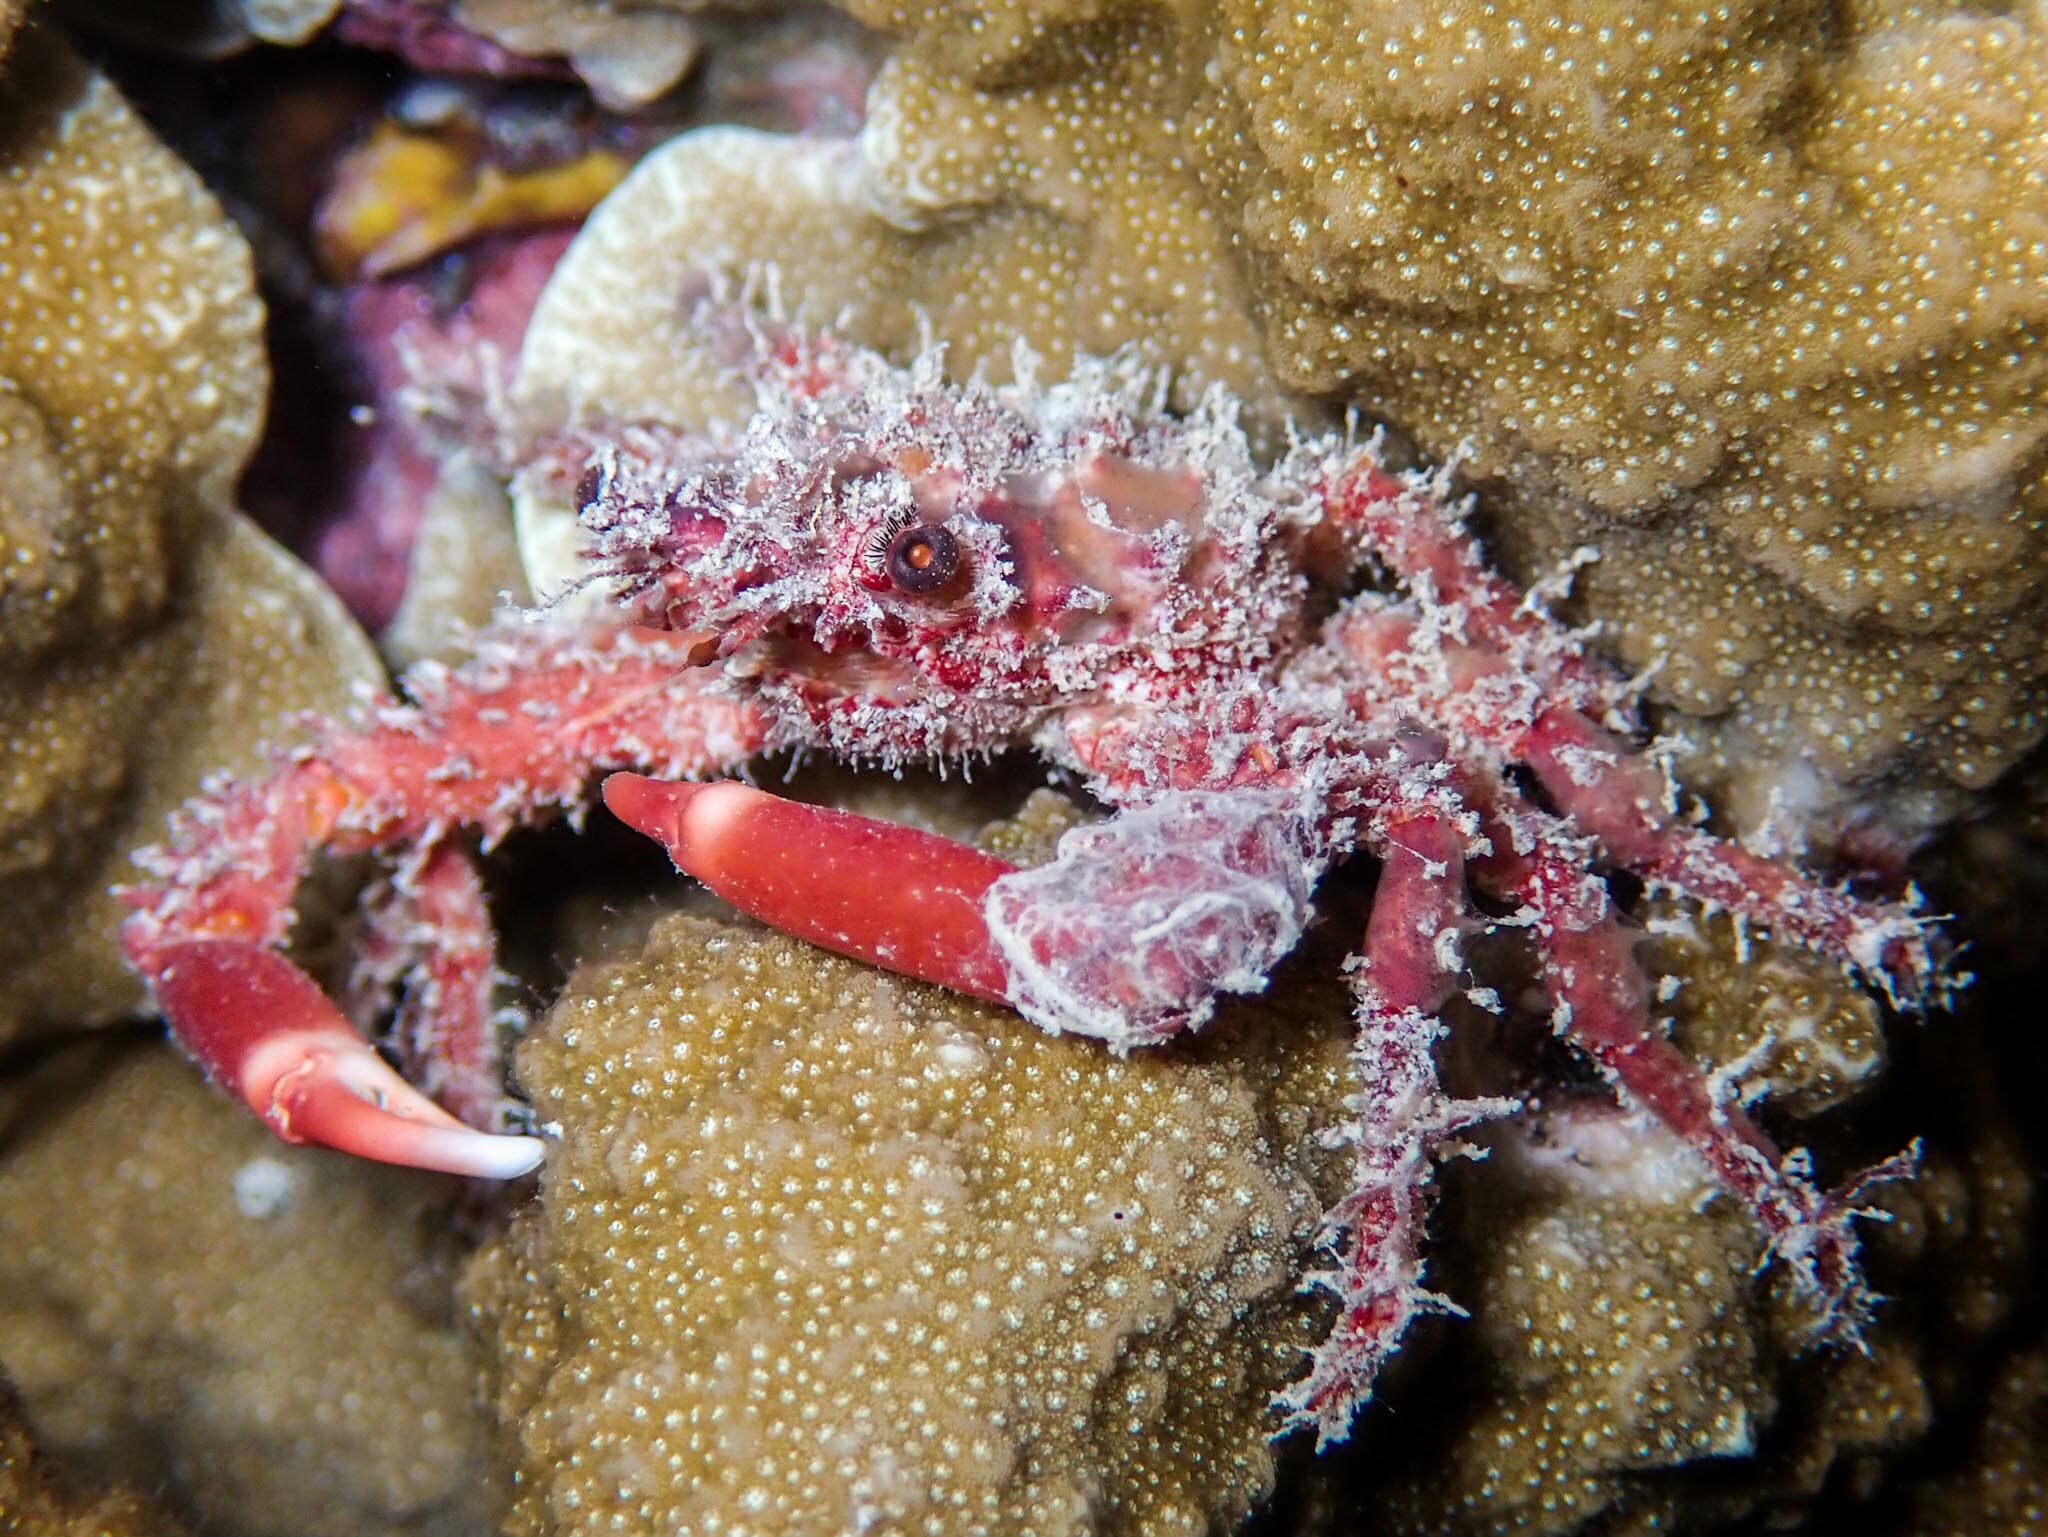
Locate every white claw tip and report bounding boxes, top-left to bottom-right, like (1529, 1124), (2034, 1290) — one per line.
(442, 1131), (548, 1181)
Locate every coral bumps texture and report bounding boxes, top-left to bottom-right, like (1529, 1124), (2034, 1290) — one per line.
(0, 27), (380, 1037)
(796, 0), (2048, 842)
(0, 1376), (182, 1537)
(465, 872), (1359, 1536)
(1201, 0), (2048, 836)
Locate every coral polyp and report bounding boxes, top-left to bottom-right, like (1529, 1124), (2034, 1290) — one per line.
(119, 312), (1941, 1443)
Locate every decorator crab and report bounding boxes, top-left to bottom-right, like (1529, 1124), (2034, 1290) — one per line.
(120, 316), (1941, 1443)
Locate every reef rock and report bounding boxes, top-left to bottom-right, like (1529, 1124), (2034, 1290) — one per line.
(0, 1036), (501, 1537)
(65, 0), (743, 107)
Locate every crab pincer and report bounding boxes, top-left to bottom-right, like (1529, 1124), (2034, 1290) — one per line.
(605, 774), (1331, 1052)
(118, 631), (763, 1179)
(147, 938), (545, 1178)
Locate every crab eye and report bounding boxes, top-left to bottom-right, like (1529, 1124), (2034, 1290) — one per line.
(885, 523), (961, 595)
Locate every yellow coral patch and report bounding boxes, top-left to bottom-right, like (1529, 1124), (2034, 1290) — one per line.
(315, 119), (627, 281)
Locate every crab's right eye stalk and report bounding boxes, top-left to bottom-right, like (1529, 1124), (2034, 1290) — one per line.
(887, 523), (961, 594)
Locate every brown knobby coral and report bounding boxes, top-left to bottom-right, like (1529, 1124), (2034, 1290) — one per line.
(1376, 1108), (1778, 1535)
(1198, 0), (2048, 842)
(1644, 899), (1888, 1117)
(1904, 1339), (2048, 1536)
(1365, 1018), (2034, 1537)
(463, 807), (1361, 1535)
(458, 807), (1997, 1537)
(843, 0), (1283, 420)
(0, 26), (382, 1039)
(0, 1375), (184, 1537)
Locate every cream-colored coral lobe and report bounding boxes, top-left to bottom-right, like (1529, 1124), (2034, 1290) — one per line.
(0, 27), (380, 1038)
(453, 0), (719, 108)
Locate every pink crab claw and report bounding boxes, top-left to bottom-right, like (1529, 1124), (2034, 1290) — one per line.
(602, 774), (1017, 1000)
(151, 940), (545, 1180)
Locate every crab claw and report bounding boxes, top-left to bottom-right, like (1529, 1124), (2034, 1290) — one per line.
(151, 940), (545, 1179)
(602, 774), (1017, 1000)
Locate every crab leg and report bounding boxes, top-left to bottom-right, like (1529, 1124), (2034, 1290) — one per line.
(1280, 809), (1512, 1448)
(1509, 685), (1940, 1000)
(122, 625), (767, 1176)
(1329, 602), (1941, 1000)
(1504, 817), (1904, 1334)
(1310, 612), (1918, 1330)
(1321, 459), (1635, 729)
(346, 838), (514, 1132)
(601, 775), (1016, 999)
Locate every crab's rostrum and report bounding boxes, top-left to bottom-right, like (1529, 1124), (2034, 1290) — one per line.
(119, 316), (1944, 1445)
